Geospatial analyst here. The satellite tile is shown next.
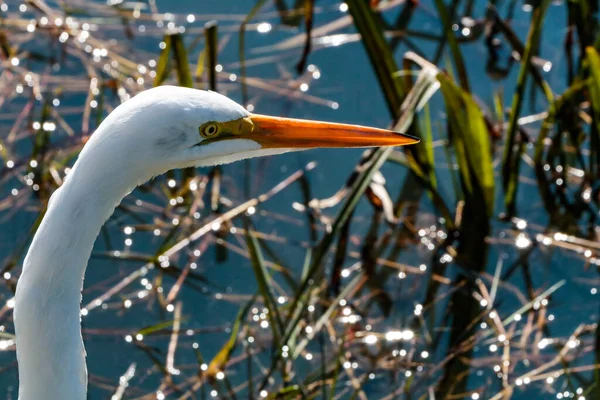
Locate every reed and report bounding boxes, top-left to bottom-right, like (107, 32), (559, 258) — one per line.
(0, 1), (598, 399)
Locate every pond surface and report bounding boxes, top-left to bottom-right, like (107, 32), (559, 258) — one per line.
(0, 0), (597, 399)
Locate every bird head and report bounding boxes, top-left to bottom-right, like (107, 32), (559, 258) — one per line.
(84, 86), (419, 177)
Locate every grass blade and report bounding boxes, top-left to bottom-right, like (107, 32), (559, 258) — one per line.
(433, 0), (470, 91)
(246, 230), (284, 347)
(206, 296), (256, 379)
(502, 0), (552, 216)
(153, 34), (172, 87)
(437, 73), (495, 216)
(171, 34), (193, 88)
(585, 47), (600, 178)
(346, 0), (405, 116)
(204, 21), (218, 91)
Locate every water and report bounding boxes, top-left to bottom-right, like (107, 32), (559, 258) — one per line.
(0, 0), (598, 399)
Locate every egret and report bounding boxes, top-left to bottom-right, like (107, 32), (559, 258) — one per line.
(13, 85), (418, 399)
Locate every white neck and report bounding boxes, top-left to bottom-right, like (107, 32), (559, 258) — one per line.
(14, 144), (145, 400)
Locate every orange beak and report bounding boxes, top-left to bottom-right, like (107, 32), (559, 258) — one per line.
(245, 114), (419, 148)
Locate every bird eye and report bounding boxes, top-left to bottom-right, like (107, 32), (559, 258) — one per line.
(199, 122), (221, 138)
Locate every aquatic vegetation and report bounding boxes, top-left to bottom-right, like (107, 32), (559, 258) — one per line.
(0, 0), (598, 399)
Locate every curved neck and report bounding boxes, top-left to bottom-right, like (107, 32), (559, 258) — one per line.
(14, 153), (141, 400)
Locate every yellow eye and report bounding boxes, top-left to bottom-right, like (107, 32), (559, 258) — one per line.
(199, 122), (221, 138)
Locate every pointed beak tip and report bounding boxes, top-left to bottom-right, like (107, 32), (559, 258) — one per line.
(399, 132), (420, 145)
(388, 132), (419, 147)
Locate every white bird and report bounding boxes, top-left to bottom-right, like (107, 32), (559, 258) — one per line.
(13, 85), (418, 399)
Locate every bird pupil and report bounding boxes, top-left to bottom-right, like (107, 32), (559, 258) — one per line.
(201, 123), (218, 137)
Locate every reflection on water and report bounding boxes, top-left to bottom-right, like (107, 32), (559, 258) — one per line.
(0, 0), (598, 399)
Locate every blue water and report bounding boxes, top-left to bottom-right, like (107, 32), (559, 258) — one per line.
(0, 0), (598, 399)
